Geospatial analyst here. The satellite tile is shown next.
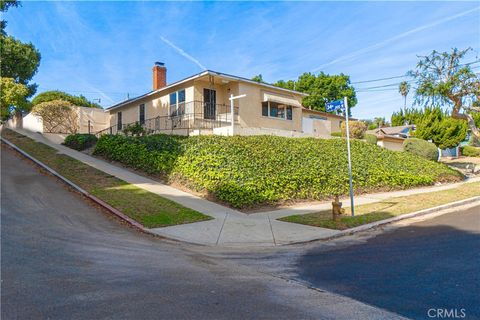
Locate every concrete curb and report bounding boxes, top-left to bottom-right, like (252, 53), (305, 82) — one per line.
(1, 137), (148, 233)
(297, 196), (480, 245)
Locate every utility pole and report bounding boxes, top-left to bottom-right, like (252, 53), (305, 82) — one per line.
(343, 97), (355, 216)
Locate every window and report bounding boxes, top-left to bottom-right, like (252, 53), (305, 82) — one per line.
(262, 101), (293, 120)
(117, 112), (122, 130)
(139, 104), (145, 125)
(262, 102), (268, 116)
(170, 89), (186, 116)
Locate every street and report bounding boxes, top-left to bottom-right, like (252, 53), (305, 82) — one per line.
(294, 203), (480, 319)
(2, 144), (479, 319)
(1, 145), (399, 319)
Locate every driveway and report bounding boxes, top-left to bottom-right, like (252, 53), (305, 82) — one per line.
(1, 145), (400, 320)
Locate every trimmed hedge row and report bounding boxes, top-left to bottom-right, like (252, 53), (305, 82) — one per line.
(403, 138), (439, 162)
(461, 145), (480, 157)
(63, 134), (97, 151)
(94, 134), (463, 208)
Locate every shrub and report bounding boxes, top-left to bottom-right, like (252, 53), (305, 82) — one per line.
(403, 138), (439, 161)
(341, 121), (367, 139)
(461, 146), (480, 157)
(365, 134), (377, 145)
(63, 133), (98, 151)
(32, 100), (79, 134)
(94, 134), (462, 208)
(331, 131), (342, 137)
(123, 122), (146, 136)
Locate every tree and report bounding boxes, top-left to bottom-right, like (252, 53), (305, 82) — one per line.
(0, 35), (41, 97)
(373, 117), (387, 128)
(273, 72), (357, 115)
(32, 90), (101, 108)
(414, 107), (467, 149)
(398, 81), (410, 112)
(391, 107), (424, 126)
(0, 77), (29, 121)
(251, 74), (265, 83)
(32, 100), (79, 134)
(1, 0), (19, 35)
(409, 48), (480, 138)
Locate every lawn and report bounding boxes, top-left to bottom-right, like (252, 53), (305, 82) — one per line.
(1, 129), (211, 228)
(279, 182), (480, 230)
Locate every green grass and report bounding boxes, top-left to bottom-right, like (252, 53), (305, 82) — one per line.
(1, 129), (211, 228)
(280, 182), (480, 230)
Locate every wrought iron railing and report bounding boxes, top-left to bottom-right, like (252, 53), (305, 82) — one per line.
(96, 100), (239, 136)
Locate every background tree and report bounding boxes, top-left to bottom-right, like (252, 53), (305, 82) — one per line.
(0, 0), (41, 119)
(398, 81), (410, 112)
(32, 90), (101, 108)
(409, 48), (480, 138)
(0, 35), (41, 96)
(391, 107), (424, 126)
(0, 0), (19, 35)
(274, 72), (357, 115)
(31, 100), (79, 134)
(414, 107), (467, 149)
(251, 74), (265, 83)
(0, 77), (29, 120)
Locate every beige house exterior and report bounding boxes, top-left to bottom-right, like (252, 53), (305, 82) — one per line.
(98, 63), (348, 138)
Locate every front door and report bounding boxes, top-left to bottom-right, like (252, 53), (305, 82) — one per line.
(203, 88), (216, 120)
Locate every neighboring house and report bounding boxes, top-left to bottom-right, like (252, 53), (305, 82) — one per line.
(366, 125), (415, 151)
(18, 106), (109, 134)
(98, 62), (348, 138)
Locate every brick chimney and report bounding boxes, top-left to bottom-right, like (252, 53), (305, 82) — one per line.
(152, 62), (167, 90)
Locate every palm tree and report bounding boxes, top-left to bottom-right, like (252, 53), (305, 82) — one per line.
(398, 81), (410, 113)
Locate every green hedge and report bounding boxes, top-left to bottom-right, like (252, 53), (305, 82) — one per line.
(461, 146), (480, 157)
(94, 134), (462, 208)
(365, 134), (378, 145)
(403, 138), (439, 162)
(63, 134), (98, 151)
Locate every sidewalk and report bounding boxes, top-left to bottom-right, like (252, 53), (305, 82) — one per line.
(8, 128), (480, 247)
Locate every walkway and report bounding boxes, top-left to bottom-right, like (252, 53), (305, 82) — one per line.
(8, 128), (480, 247)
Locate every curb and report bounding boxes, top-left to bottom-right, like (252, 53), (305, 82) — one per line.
(300, 196), (480, 245)
(1, 137), (149, 233)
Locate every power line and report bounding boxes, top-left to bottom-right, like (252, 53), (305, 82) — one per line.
(351, 60), (480, 85)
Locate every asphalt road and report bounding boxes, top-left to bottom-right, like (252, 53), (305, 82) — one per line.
(0, 145), (401, 320)
(295, 204), (480, 319)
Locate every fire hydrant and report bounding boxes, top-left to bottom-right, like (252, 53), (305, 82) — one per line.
(332, 196), (344, 221)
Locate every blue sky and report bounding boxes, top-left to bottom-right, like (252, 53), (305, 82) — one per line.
(5, 1), (480, 120)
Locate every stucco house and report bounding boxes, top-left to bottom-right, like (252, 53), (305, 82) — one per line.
(367, 125), (414, 151)
(97, 62), (347, 138)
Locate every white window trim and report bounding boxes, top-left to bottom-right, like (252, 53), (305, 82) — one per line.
(262, 101), (293, 121)
(170, 89), (186, 114)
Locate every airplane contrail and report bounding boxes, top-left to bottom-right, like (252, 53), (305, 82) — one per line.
(160, 36), (207, 71)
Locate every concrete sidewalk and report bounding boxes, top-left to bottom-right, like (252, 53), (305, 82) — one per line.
(8, 128), (480, 247)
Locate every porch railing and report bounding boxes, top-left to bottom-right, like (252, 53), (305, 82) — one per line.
(96, 100), (239, 136)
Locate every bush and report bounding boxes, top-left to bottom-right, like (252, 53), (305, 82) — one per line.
(341, 121), (367, 139)
(365, 134), (377, 145)
(94, 134), (462, 209)
(32, 100), (79, 134)
(461, 146), (480, 157)
(403, 138), (439, 161)
(331, 131), (342, 137)
(63, 134), (98, 151)
(123, 122), (146, 136)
